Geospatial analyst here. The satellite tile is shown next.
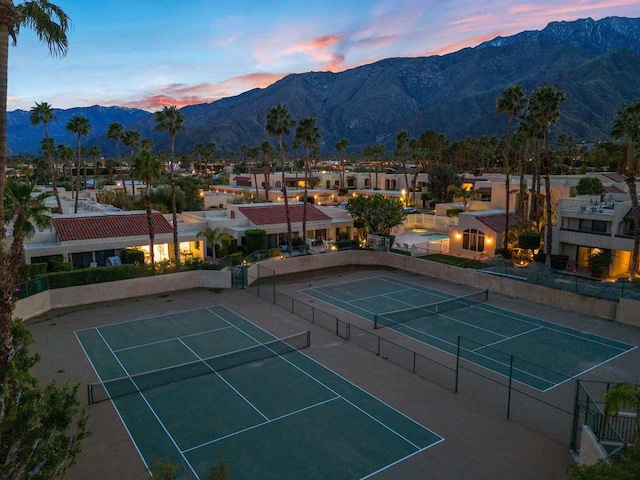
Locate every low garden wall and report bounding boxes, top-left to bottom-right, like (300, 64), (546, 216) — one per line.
(14, 269), (231, 320)
(259, 251), (622, 322)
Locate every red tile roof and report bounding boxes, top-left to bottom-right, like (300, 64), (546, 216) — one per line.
(474, 212), (520, 233)
(602, 173), (626, 183)
(53, 213), (173, 242)
(238, 204), (331, 226)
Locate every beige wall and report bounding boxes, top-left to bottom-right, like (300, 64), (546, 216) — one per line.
(17, 250), (636, 324)
(14, 270), (231, 320)
(253, 251), (621, 321)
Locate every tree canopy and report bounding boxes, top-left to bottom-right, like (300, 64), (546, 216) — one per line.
(346, 194), (406, 235)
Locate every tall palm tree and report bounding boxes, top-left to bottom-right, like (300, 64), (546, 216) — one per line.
(154, 105), (185, 264)
(132, 148), (162, 265)
(265, 104), (295, 256)
(294, 117), (320, 254)
(612, 99), (640, 281)
(121, 129), (139, 195)
(261, 140), (273, 200)
(529, 85), (565, 266)
(394, 131), (410, 197)
(88, 144), (100, 189)
(335, 137), (349, 189)
(66, 115), (91, 213)
(29, 101), (62, 211)
(495, 85), (527, 250)
(56, 142), (73, 185)
(106, 121), (125, 194)
(0, 0), (69, 367)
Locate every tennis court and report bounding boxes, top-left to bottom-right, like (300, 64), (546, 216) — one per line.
(75, 305), (442, 479)
(301, 276), (636, 391)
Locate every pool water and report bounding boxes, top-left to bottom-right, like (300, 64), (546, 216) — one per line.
(422, 233), (449, 241)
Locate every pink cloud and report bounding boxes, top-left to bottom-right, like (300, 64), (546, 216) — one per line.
(106, 72), (289, 111)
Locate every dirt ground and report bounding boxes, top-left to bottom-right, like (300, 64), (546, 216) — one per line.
(25, 265), (640, 480)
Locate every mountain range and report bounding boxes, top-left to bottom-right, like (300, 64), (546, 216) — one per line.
(8, 15), (640, 156)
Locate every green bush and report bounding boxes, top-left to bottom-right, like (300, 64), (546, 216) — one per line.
(229, 252), (243, 266)
(518, 232), (541, 250)
(220, 237), (238, 256)
(446, 208), (463, 218)
(245, 229), (267, 253)
(18, 262), (48, 281)
(121, 248), (145, 265)
(590, 250), (612, 279)
(336, 239), (359, 250)
(338, 188), (348, 196)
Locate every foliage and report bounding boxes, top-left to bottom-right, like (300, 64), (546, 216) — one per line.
(17, 262), (48, 281)
(569, 444), (640, 480)
(427, 164), (462, 202)
(446, 208), (463, 218)
(120, 248), (145, 265)
(95, 189), (144, 210)
(150, 185), (186, 213)
(196, 227), (228, 259)
(576, 177), (605, 196)
(231, 190), (265, 204)
(336, 239), (359, 250)
(219, 236), (238, 257)
(604, 383), (640, 420)
(245, 229), (267, 253)
(590, 250), (613, 279)
(175, 176), (204, 211)
(518, 232), (541, 250)
(0, 320), (89, 479)
(345, 194), (406, 235)
(422, 254), (489, 269)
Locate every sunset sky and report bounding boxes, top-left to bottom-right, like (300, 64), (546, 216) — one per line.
(8, 0), (639, 112)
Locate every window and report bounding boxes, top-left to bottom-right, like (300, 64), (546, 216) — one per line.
(462, 229), (485, 252)
(578, 219), (608, 234)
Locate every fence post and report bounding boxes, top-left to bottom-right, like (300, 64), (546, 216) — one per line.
(377, 336), (381, 356)
(455, 336), (461, 394)
(570, 379), (581, 451)
(507, 355), (514, 419)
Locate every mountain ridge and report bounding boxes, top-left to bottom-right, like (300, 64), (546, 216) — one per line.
(8, 16), (640, 156)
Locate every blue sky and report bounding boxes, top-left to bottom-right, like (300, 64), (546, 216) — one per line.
(8, 0), (639, 112)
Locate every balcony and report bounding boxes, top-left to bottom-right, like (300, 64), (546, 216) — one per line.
(559, 198), (616, 216)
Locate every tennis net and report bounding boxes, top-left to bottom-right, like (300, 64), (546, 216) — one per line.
(88, 330), (310, 404)
(373, 289), (489, 329)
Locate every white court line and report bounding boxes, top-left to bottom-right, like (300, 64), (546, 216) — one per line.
(74, 330), (151, 474)
(74, 304), (225, 333)
(207, 305), (439, 451)
(473, 326), (544, 350)
(177, 338), (269, 422)
(181, 396), (340, 454)
(93, 329), (200, 479)
(113, 325), (234, 352)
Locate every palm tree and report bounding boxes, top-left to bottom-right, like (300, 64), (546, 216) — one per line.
(603, 382), (640, 442)
(88, 144), (100, 189)
(611, 99), (640, 281)
(261, 140), (273, 200)
(447, 185), (475, 212)
(495, 85), (527, 250)
(0, 1), (69, 367)
(196, 226), (226, 260)
(154, 105), (185, 264)
(265, 104), (295, 256)
(29, 101), (62, 212)
(106, 121), (125, 194)
(132, 148), (162, 265)
(56, 142), (73, 185)
(529, 85), (566, 266)
(394, 131), (411, 197)
(335, 137), (349, 189)
(66, 115), (91, 213)
(121, 129), (140, 195)
(294, 117), (320, 254)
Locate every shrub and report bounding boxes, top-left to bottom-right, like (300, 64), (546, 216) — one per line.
(338, 187), (348, 196)
(245, 229), (267, 253)
(518, 232), (541, 250)
(121, 248), (145, 265)
(18, 262), (48, 281)
(446, 208), (463, 218)
(590, 250), (612, 279)
(336, 239), (359, 250)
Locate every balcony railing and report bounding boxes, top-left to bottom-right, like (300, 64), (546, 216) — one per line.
(559, 198), (616, 215)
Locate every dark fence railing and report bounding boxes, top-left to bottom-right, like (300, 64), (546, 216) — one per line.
(246, 265), (583, 448)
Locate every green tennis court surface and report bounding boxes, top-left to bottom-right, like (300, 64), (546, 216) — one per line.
(75, 306), (442, 479)
(301, 276), (636, 391)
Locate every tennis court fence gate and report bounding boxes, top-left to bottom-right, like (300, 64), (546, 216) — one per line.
(245, 263), (620, 457)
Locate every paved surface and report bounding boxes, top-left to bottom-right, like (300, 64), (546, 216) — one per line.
(25, 266), (640, 480)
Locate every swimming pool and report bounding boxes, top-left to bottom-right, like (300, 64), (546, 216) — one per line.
(422, 233), (449, 241)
